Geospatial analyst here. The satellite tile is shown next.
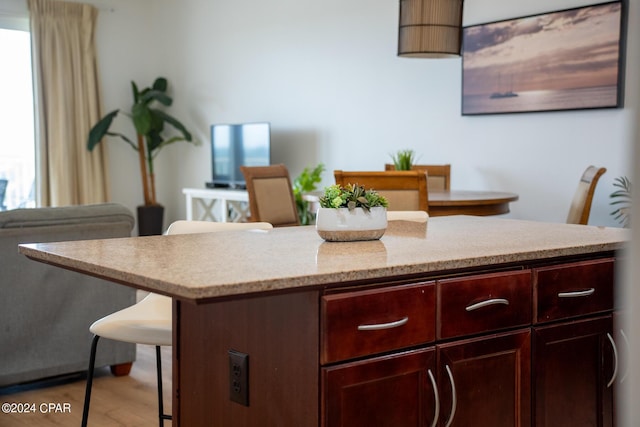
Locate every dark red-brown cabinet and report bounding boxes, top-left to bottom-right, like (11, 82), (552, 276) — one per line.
(322, 348), (437, 427)
(317, 257), (617, 427)
(532, 258), (617, 427)
(533, 316), (615, 427)
(438, 330), (531, 427)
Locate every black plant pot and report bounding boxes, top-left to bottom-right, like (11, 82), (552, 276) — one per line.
(137, 204), (164, 236)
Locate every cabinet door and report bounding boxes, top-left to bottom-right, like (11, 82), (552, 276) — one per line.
(322, 348), (438, 427)
(437, 329), (531, 427)
(533, 315), (615, 427)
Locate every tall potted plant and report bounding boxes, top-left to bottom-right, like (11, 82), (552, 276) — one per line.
(87, 77), (196, 235)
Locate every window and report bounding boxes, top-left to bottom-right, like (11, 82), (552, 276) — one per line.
(0, 25), (35, 210)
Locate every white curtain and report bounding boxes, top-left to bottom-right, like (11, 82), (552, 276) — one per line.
(28, 0), (109, 206)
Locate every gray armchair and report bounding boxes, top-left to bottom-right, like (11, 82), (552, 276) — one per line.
(0, 203), (137, 387)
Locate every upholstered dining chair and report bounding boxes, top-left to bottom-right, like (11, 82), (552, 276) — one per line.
(566, 165), (607, 225)
(334, 170), (429, 213)
(385, 163), (451, 191)
(240, 164), (300, 227)
(81, 220), (273, 427)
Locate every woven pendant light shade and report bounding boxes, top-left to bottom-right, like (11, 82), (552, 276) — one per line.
(398, 0), (464, 58)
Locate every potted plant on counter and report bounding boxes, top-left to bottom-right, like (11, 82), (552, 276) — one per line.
(87, 77), (197, 235)
(316, 184), (389, 242)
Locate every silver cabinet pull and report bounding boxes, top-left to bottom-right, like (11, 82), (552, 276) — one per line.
(620, 329), (630, 383)
(607, 332), (619, 388)
(444, 365), (457, 427)
(357, 316), (408, 331)
(557, 288), (595, 298)
(427, 369), (440, 427)
(465, 298), (509, 312)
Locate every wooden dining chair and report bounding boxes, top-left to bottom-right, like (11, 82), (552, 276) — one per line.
(240, 164), (300, 227)
(334, 170), (429, 213)
(566, 165), (607, 225)
(385, 163), (451, 191)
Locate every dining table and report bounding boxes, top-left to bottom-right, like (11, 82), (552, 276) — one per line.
(182, 188), (519, 222)
(428, 190), (519, 217)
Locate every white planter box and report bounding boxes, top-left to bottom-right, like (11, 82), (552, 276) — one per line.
(315, 207), (387, 241)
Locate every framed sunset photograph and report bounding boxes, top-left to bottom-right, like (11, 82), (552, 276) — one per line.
(461, 1), (626, 115)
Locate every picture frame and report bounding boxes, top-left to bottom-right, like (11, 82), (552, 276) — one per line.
(461, 1), (626, 116)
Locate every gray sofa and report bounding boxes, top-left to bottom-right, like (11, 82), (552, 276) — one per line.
(0, 203), (137, 387)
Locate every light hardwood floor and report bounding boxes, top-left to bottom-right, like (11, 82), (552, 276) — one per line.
(0, 345), (171, 426)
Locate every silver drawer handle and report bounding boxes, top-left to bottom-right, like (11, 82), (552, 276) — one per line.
(558, 288), (595, 298)
(444, 364), (457, 427)
(465, 298), (509, 312)
(427, 369), (440, 427)
(607, 332), (619, 388)
(357, 316), (409, 331)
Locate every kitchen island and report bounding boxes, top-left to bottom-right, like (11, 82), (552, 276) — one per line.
(19, 216), (628, 427)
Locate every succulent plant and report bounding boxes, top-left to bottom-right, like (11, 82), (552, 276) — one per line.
(319, 184), (389, 211)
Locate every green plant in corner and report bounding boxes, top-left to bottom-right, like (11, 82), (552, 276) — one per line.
(319, 184), (388, 211)
(610, 176), (631, 228)
(293, 163), (325, 225)
(87, 77), (197, 206)
(390, 149), (418, 170)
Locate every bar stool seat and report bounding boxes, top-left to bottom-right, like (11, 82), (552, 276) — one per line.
(81, 292), (172, 427)
(89, 293), (172, 346)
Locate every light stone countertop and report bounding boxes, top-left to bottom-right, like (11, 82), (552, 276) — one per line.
(19, 216), (628, 302)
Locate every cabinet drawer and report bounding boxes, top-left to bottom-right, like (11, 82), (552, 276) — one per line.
(437, 270), (531, 340)
(321, 282), (435, 364)
(533, 258), (614, 323)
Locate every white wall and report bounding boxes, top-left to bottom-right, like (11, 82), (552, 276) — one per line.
(6, 0), (636, 229)
(91, 0), (635, 229)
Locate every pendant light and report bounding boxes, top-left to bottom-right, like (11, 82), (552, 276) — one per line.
(398, 0), (464, 58)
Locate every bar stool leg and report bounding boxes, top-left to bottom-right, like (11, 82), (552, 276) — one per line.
(81, 335), (100, 427)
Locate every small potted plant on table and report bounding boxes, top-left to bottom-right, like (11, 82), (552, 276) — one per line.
(316, 184), (389, 242)
(390, 149), (417, 170)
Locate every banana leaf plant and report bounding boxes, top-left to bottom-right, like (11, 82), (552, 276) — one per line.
(87, 77), (195, 206)
(610, 176), (631, 228)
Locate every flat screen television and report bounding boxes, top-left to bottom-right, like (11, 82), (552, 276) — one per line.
(207, 122), (271, 189)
